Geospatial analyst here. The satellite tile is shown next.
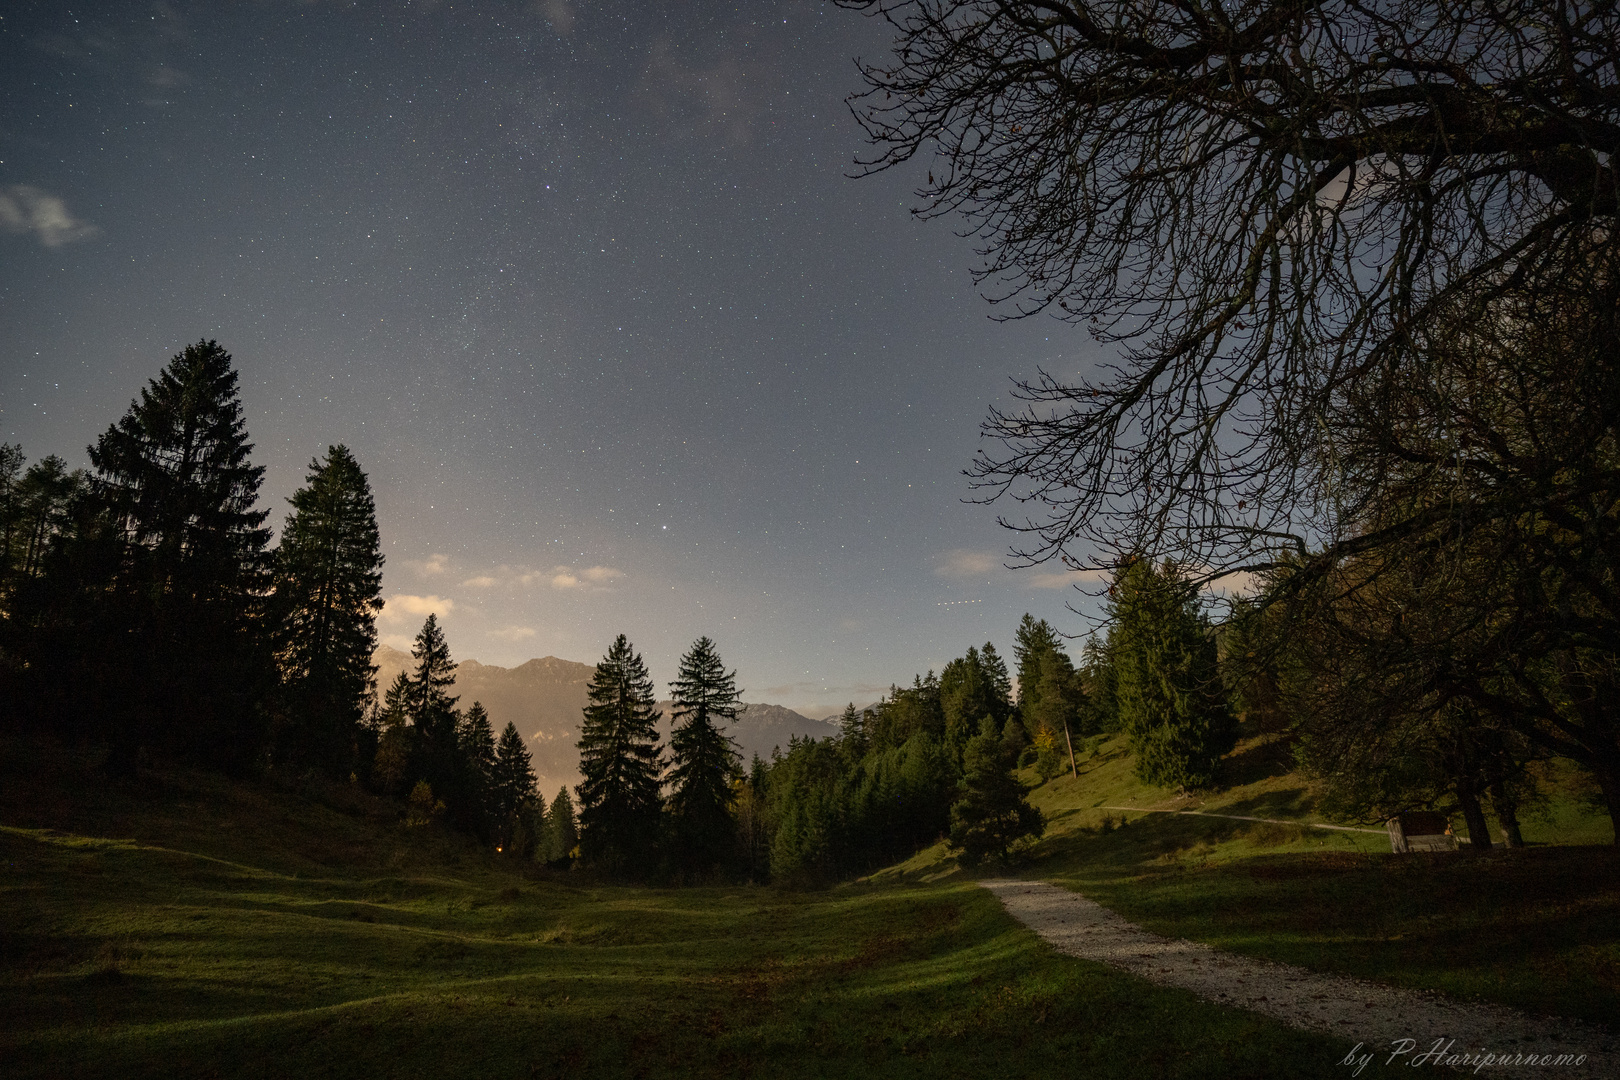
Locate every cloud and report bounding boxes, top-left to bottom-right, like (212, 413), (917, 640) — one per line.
(461, 575), (497, 588)
(935, 549), (1001, 578)
(1025, 568), (1109, 590)
(488, 625), (538, 641)
(381, 594), (454, 623)
(0, 186), (99, 248)
(546, 565), (624, 591)
(407, 553), (451, 576)
(1203, 570), (1262, 597)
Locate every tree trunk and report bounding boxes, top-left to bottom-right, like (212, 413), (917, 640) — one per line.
(1456, 786), (1493, 850)
(1488, 780), (1525, 848)
(1591, 764), (1620, 848)
(1063, 720), (1078, 778)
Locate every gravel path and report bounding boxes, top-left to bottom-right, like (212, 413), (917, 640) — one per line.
(982, 880), (1614, 1078)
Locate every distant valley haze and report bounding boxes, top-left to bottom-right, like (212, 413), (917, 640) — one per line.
(373, 645), (841, 798)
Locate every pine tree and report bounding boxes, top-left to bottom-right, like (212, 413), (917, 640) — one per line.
(0, 449), (86, 722)
(941, 646), (1006, 760)
(575, 634), (664, 874)
(1109, 558), (1235, 791)
(269, 445), (384, 773)
(407, 614), (461, 801)
(372, 671), (413, 793)
(1013, 614), (1065, 722)
(87, 340), (273, 773)
(540, 786), (578, 865)
(836, 703), (867, 759)
(457, 701), (497, 832)
(541, 780), (579, 867)
(666, 636), (744, 873)
(979, 642), (1013, 713)
(1026, 650), (1085, 779)
(1078, 634), (1119, 734)
(493, 720), (538, 851)
(948, 718), (1045, 867)
(1, 449), (82, 604)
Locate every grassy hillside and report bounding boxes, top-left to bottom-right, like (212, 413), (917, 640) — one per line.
(876, 733), (1620, 1027)
(2, 737), (1372, 1079)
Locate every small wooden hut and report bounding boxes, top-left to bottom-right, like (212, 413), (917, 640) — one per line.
(1386, 811), (1459, 852)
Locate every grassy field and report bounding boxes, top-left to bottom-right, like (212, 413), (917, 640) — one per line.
(879, 734), (1620, 1028)
(1, 739), (1371, 1079)
(4, 734), (1615, 1077)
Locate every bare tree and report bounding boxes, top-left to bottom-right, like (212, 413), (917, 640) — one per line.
(842, 0), (1620, 581)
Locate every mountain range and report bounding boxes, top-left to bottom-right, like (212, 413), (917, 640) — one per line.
(373, 646), (837, 798)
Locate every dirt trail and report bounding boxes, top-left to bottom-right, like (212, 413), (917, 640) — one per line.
(982, 880), (1613, 1078)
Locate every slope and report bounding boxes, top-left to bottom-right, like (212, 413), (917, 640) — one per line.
(0, 736), (1364, 1079)
(875, 732), (1620, 1028)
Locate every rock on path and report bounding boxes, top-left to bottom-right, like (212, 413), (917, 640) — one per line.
(982, 880), (1613, 1078)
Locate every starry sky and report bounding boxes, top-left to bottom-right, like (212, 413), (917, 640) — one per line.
(0, 0), (1109, 716)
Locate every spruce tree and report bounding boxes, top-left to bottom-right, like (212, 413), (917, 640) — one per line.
(1109, 558), (1235, 791)
(269, 445), (384, 773)
(979, 641), (1013, 714)
(575, 634), (664, 874)
(493, 720), (538, 850)
(541, 786), (578, 865)
(1026, 649), (1085, 778)
(837, 703), (867, 759)
(458, 701), (497, 831)
(666, 636), (744, 872)
(940, 646), (996, 759)
(1013, 614), (1065, 723)
(407, 614), (461, 801)
(947, 718), (1045, 867)
(372, 671), (414, 793)
(0, 450), (86, 723)
(87, 340), (273, 773)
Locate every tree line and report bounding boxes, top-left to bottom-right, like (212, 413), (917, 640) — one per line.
(737, 598), (1230, 884)
(5, 337), (1606, 867)
(0, 341), (570, 858)
(1, 342), (383, 780)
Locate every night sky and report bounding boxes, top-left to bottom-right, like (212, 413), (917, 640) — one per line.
(1, 1), (1108, 715)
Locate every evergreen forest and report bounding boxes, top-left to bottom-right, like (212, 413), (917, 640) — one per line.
(2, 340), (1617, 889)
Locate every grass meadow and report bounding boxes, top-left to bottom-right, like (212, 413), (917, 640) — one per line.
(3, 732), (1615, 1078)
(882, 734), (1620, 1028)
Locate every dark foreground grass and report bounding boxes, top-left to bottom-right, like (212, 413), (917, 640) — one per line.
(0, 747), (1375, 1080)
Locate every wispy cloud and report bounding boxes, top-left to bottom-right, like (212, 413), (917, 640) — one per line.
(1203, 570), (1262, 597)
(461, 575), (497, 588)
(381, 594), (454, 622)
(1025, 568), (1109, 590)
(407, 553), (451, 576)
(488, 625), (537, 641)
(934, 549), (1000, 578)
(546, 565), (624, 591)
(0, 186), (98, 248)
